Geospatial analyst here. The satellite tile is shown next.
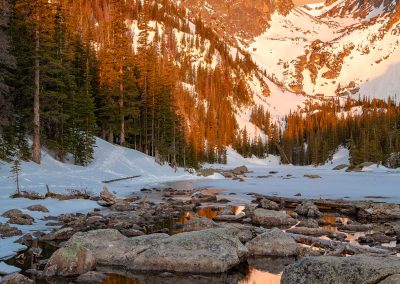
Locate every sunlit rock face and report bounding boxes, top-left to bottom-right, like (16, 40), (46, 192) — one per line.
(176, 0), (295, 41)
(322, 0), (399, 18)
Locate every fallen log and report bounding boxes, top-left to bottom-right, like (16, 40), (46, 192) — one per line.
(102, 175), (141, 184)
(288, 232), (393, 256)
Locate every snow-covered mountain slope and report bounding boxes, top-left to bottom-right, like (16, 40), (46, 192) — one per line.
(0, 138), (192, 197)
(246, 0), (400, 99)
(178, 0), (400, 105)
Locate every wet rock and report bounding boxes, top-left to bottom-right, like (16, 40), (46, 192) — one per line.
(0, 273), (33, 284)
(332, 164), (348, 170)
(295, 201), (322, 218)
(252, 208), (297, 227)
(183, 217), (220, 232)
(281, 255), (400, 284)
(129, 228), (248, 273)
(260, 199), (280, 210)
(245, 228), (302, 257)
(43, 242), (96, 277)
(41, 227), (75, 241)
(76, 271), (107, 283)
(379, 274), (400, 284)
(27, 205), (49, 212)
(232, 165), (248, 175)
(0, 223), (22, 238)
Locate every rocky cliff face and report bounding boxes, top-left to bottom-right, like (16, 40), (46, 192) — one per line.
(176, 0), (295, 41)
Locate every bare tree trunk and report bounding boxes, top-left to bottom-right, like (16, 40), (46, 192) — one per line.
(108, 128), (114, 144)
(32, 22), (41, 164)
(119, 66), (125, 145)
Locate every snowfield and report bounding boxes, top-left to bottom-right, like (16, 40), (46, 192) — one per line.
(199, 147), (400, 204)
(0, 138), (195, 261)
(0, 138), (399, 268)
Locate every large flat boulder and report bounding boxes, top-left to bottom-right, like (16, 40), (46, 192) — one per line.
(245, 228), (301, 257)
(94, 234), (169, 265)
(43, 229), (126, 277)
(127, 228), (249, 273)
(281, 255), (400, 284)
(252, 208), (296, 227)
(43, 242), (96, 277)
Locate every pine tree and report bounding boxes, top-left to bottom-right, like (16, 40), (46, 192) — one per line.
(10, 156), (21, 195)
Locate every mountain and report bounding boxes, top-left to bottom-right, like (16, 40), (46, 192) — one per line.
(1, 0), (400, 168)
(176, 0), (400, 101)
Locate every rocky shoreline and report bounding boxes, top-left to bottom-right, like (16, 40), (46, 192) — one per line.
(2, 181), (400, 283)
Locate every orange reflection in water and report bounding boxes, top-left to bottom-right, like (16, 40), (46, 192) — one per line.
(101, 274), (146, 284)
(239, 268), (281, 284)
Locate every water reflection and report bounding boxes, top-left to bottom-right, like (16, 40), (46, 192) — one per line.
(100, 257), (290, 284)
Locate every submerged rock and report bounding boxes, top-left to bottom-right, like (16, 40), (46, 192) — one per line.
(281, 255), (400, 284)
(252, 208), (296, 227)
(295, 201), (322, 218)
(245, 228), (301, 257)
(76, 271), (107, 283)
